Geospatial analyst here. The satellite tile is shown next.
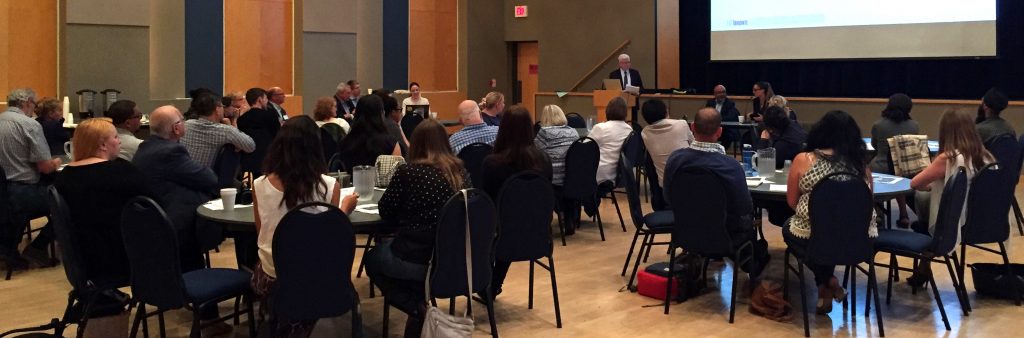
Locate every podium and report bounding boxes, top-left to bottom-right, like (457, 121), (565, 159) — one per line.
(592, 90), (636, 122)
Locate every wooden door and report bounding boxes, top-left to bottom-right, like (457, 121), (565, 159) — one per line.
(515, 42), (539, 116)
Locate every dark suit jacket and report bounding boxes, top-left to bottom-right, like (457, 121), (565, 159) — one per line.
(132, 136), (217, 228)
(237, 107), (281, 173)
(269, 102), (288, 121)
(609, 68), (643, 90)
(334, 96), (354, 118)
(706, 98), (741, 142)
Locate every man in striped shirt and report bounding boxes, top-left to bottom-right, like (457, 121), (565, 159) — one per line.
(449, 100), (498, 154)
(181, 92), (256, 168)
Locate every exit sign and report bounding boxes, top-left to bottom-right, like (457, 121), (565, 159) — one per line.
(515, 5), (528, 18)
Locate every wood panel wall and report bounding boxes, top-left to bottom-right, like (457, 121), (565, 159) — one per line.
(2, 0), (59, 100)
(408, 0), (459, 91)
(656, 0), (680, 89)
(224, 0), (294, 95)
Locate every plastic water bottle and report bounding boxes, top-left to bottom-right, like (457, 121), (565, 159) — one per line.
(742, 144), (754, 176)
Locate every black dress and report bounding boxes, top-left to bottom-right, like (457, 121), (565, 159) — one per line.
(54, 159), (153, 286)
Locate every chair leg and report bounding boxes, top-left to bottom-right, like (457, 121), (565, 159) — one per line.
(642, 234), (655, 263)
(958, 244), (970, 311)
(610, 193), (627, 232)
(141, 303), (150, 338)
(557, 211), (567, 246)
(485, 291), (499, 337)
(130, 302), (145, 338)
(728, 257), (739, 323)
(627, 233), (650, 289)
(850, 265), (857, 315)
(1012, 197), (1024, 236)
(945, 255), (970, 314)
(886, 253), (896, 305)
(246, 295), (257, 338)
(783, 250), (791, 301)
(999, 242), (1023, 306)
(621, 229), (642, 276)
(927, 272), (952, 331)
(356, 235), (373, 278)
(529, 260), (535, 309)
(798, 261), (810, 337)
(190, 306), (202, 338)
(869, 261), (885, 337)
(595, 199), (606, 241)
(548, 256), (563, 328)
(664, 247), (676, 315)
(233, 297), (241, 325)
(158, 311), (167, 338)
(382, 300), (390, 338)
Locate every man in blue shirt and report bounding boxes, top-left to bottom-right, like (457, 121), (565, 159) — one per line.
(449, 100), (498, 154)
(664, 107), (769, 280)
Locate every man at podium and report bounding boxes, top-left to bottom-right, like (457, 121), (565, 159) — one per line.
(608, 54), (643, 123)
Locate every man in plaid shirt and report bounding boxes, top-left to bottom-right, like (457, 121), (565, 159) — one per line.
(181, 92), (256, 168)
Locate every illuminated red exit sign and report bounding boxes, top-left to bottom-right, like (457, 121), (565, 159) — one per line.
(514, 5), (528, 18)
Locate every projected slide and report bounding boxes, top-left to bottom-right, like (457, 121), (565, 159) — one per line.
(710, 0), (997, 60)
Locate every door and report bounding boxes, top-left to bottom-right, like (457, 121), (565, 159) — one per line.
(515, 42), (539, 116)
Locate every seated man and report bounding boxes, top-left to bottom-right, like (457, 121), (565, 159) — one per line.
(976, 87), (1015, 143)
(133, 105), (217, 273)
(0, 88), (62, 267)
(640, 98), (694, 187)
(705, 84), (741, 149)
(449, 100), (498, 154)
(237, 88), (280, 177)
(106, 100), (145, 161)
(181, 92), (256, 168)
(663, 107), (769, 280)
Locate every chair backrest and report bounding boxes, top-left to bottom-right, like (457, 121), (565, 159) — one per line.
(619, 156), (648, 230)
(620, 131), (644, 166)
(321, 123), (346, 144)
(565, 113), (586, 129)
(457, 142), (493, 189)
(806, 172), (875, 265)
(429, 189), (497, 298)
(562, 137), (600, 199)
(327, 152), (346, 173)
(212, 144), (240, 189)
(666, 166), (733, 256)
(46, 186), (90, 291)
(642, 149), (667, 211)
(320, 128), (339, 167)
(120, 197), (187, 309)
(272, 202), (357, 320)
(401, 113), (424, 140)
(494, 172), (555, 262)
(985, 134), (1022, 179)
(962, 163), (1012, 245)
(930, 167), (969, 255)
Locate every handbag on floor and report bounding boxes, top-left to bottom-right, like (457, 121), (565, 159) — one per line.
(421, 189), (475, 338)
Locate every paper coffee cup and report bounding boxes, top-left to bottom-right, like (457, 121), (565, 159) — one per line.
(220, 188), (237, 211)
(737, 116), (746, 123)
(429, 111), (438, 119)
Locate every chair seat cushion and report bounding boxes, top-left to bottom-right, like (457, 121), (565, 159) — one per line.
(874, 229), (932, 253)
(643, 211), (674, 232)
(183, 268), (252, 304)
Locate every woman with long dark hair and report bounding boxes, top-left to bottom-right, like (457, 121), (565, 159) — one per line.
(782, 110), (876, 315)
(482, 105), (553, 296)
(365, 119), (469, 337)
(748, 81), (775, 122)
(869, 93), (920, 227)
(251, 116), (358, 336)
(337, 94), (401, 172)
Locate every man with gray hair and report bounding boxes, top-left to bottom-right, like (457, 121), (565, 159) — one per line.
(608, 53), (644, 123)
(448, 100), (498, 154)
(334, 82), (355, 119)
(1, 88), (62, 268)
(266, 86), (288, 122)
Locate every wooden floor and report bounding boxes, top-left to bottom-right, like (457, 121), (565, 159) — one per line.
(2, 185), (1023, 337)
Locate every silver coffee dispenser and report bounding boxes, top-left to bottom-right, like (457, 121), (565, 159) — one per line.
(101, 89), (121, 114)
(75, 89), (97, 120)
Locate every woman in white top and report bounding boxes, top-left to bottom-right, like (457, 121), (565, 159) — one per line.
(251, 116), (358, 335)
(401, 82), (429, 114)
(907, 108), (993, 287)
(312, 96), (351, 134)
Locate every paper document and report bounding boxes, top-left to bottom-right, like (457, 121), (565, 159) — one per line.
(624, 85), (640, 95)
(746, 177), (763, 187)
(874, 176), (904, 184)
(203, 200), (252, 211)
(769, 184), (788, 192)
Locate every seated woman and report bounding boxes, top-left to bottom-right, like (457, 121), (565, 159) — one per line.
(54, 118), (153, 285)
(251, 116), (358, 336)
(869, 94), (920, 228)
(365, 119), (468, 337)
(534, 104), (579, 187)
(313, 96), (351, 134)
(337, 95), (401, 173)
(479, 91), (506, 127)
(783, 110), (876, 315)
(760, 105), (808, 226)
(401, 82), (430, 114)
(905, 109), (993, 287)
(35, 97), (69, 157)
(483, 105), (553, 296)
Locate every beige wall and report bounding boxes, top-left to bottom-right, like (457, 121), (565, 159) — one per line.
(355, 0), (382, 91)
(304, 0), (357, 33)
(465, 0), (509, 102)
(67, 0), (149, 26)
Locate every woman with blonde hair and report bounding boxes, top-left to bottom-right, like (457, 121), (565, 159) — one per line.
(479, 91), (505, 126)
(534, 104), (579, 186)
(52, 118), (153, 282)
(312, 96), (351, 134)
(904, 108), (994, 287)
(365, 119), (469, 337)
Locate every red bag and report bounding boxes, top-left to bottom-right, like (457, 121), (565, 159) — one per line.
(636, 269), (680, 300)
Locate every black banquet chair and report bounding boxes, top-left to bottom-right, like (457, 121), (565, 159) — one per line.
(958, 162), (1022, 310)
(565, 113), (586, 129)
(121, 196), (256, 338)
(619, 156), (673, 288)
(401, 112), (425, 140)
(664, 166), (750, 322)
(382, 189), (499, 337)
(212, 144), (240, 189)
(984, 134), (1024, 236)
(494, 172), (562, 328)
(560, 137), (605, 241)
(457, 142), (493, 192)
(272, 202), (363, 337)
(874, 168), (968, 332)
(783, 172), (884, 337)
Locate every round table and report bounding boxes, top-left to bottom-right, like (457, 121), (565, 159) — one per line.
(748, 172), (912, 201)
(196, 189), (386, 230)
